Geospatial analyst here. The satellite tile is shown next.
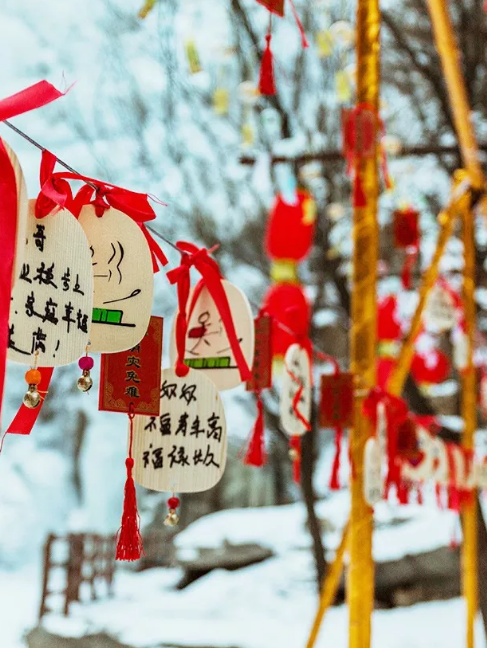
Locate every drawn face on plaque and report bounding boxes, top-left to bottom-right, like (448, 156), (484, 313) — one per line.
(78, 205), (154, 353)
(280, 343), (312, 437)
(169, 279), (254, 391)
(8, 201), (93, 366)
(2, 139), (28, 282)
(132, 368), (227, 493)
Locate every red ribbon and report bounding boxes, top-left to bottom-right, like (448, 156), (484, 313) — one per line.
(166, 242), (252, 382)
(0, 80), (67, 428)
(363, 387), (409, 496)
(36, 150), (74, 218)
(284, 346), (312, 432)
(38, 169), (168, 272)
(6, 368), (54, 435)
(244, 391), (266, 467)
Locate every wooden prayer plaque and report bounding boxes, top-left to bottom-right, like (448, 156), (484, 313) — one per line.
(319, 372), (354, 428)
(246, 314), (272, 392)
(423, 285), (456, 333)
(3, 138), (28, 282)
(78, 205), (154, 353)
(132, 368), (227, 493)
(8, 201), (93, 366)
(169, 279), (254, 391)
(280, 343), (312, 437)
(363, 437), (382, 506)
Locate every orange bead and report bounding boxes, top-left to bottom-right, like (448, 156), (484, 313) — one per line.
(25, 369), (42, 386)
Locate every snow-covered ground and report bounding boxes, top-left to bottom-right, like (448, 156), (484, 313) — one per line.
(1, 497), (484, 648)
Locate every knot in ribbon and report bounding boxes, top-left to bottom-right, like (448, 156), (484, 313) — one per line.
(167, 241), (252, 382)
(35, 150), (73, 218)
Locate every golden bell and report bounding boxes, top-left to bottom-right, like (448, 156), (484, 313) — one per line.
(164, 509), (180, 527)
(23, 385), (41, 409)
(77, 370), (93, 393)
(289, 448), (300, 461)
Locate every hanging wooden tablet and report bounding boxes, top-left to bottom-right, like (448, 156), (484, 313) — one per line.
(424, 284), (457, 333)
(99, 316), (163, 416)
(78, 205), (154, 353)
(363, 437), (382, 506)
(319, 372), (353, 428)
(169, 279), (254, 391)
(132, 368), (227, 493)
(280, 343), (312, 436)
(246, 314), (273, 392)
(3, 139), (28, 282)
(8, 200), (93, 366)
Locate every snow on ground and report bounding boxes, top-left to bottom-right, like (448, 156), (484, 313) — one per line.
(0, 497), (476, 648)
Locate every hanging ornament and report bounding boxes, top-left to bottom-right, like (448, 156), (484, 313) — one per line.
(3, 140), (28, 283)
(329, 20), (355, 48)
(138, 0), (157, 19)
(280, 343), (312, 481)
(244, 314), (273, 467)
(77, 354), (94, 392)
(423, 283), (458, 333)
(99, 316), (163, 415)
(78, 205), (154, 353)
(23, 366), (42, 409)
(132, 367), (227, 492)
(8, 200), (94, 367)
(452, 326), (469, 373)
(335, 69), (352, 104)
(164, 495), (180, 527)
(393, 206), (420, 290)
(265, 190), (317, 262)
(185, 39), (202, 74)
(319, 369), (353, 490)
(261, 283), (310, 359)
(363, 436), (382, 506)
(167, 242), (253, 391)
(316, 29), (334, 58)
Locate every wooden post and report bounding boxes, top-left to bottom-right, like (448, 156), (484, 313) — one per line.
(348, 0), (380, 645)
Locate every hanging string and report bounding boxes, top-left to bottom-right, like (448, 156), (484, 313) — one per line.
(0, 118), (340, 365)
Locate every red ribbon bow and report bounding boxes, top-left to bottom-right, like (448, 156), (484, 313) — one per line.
(36, 150), (74, 218)
(38, 168), (168, 272)
(166, 241), (252, 382)
(0, 80), (67, 429)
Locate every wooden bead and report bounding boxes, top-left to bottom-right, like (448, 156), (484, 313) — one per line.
(25, 368), (41, 385)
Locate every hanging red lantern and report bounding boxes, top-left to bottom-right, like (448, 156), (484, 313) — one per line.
(377, 357), (396, 390)
(378, 295), (402, 342)
(261, 282), (310, 357)
(264, 190), (317, 262)
(393, 207), (419, 249)
(411, 348), (450, 385)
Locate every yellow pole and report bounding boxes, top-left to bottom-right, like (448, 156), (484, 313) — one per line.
(460, 187), (478, 648)
(306, 523), (350, 648)
(425, 0), (484, 190)
(348, 0), (380, 645)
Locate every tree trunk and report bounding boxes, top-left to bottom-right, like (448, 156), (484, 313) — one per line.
(300, 400), (326, 589)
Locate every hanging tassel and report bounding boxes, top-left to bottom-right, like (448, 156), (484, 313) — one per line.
(259, 33), (276, 96)
(397, 480), (410, 504)
(352, 173), (367, 208)
(289, 435), (301, 483)
(244, 392), (266, 467)
(329, 425), (342, 490)
(116, 408), (144, 561)
(401, 248), (418, 290)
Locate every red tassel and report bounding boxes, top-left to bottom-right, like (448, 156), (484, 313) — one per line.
(244, 393), (266, 467)
(401, 249), (417, 290)
(329, 425), (342, 490)
(290, 435), (301, 483)
(353, 173), (366, 208)
(397, 481), (410, 504)
(259, 34), (276, 96)
(116, 411), (144, 561)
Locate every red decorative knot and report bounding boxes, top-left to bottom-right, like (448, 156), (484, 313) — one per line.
(265, 34), (272, 44)
(168, 496), (180, 509)
(78, 356), (94, 371)
(125, 458), (135, 470)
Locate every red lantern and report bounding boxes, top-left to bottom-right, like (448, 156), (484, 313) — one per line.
(264, 190), (317, 262)
(411, 348), (450, 384)
(261, 283), (310, 357)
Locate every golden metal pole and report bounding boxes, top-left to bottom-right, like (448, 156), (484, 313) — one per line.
(460, 186), (478, 648)
(306, 523), (350, 648)
(425, 0), (484, 190)
(348, 0), (380, 645)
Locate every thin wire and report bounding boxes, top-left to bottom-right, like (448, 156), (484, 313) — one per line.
(1, 118), (339, 364)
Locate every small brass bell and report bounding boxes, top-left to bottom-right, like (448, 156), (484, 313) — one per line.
(289, 448), (299, 461)
(23, 385), (41, 409)
(164, 509), (180, 527)
(77, 370), (93, 392)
